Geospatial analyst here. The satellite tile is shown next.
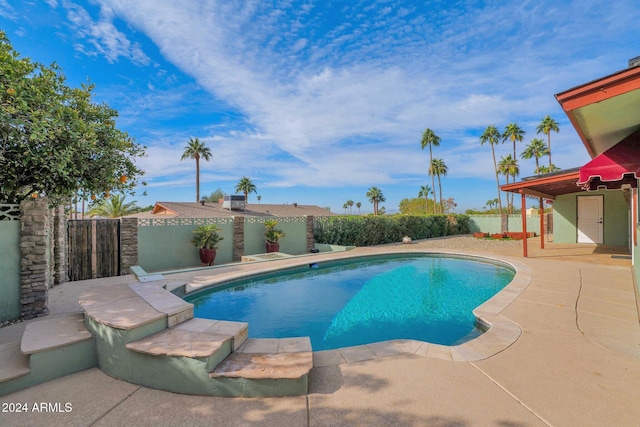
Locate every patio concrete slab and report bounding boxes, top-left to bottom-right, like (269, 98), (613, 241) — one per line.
(475, 329), (640, 426)
(93, 386), (307, 427)
(308, 354), (547, 426)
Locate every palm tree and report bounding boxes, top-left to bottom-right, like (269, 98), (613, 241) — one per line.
(418, 185), (432, 215)
(88, 194), (139, 218)
(502, 123), (525, 161)
(346, 199), (354, 214)
(480, 125), (503, 214)
(366, 187), (385, 215)
(486, 199), (495, 211)
(521, 138), (549, 175)
(420, 128), (441, 214)
(235, 176), (257, 203)
(181, 137), (212, 202)
(342, 202), (348, 215)
(498, 155), (519, 213)
(356, 202), (361, 214)
(429, 158), (448, 214)
(536, 115), (559, 166)
(257, 195), (261, 204)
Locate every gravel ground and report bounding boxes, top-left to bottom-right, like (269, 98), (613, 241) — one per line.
(391, 234), (523, 251)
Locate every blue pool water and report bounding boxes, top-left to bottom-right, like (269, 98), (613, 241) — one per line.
(185, 255), (514, 351)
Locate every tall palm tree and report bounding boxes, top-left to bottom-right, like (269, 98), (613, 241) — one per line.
(502, 123), (525, 161)
(88, 194), (139, 218)
(486, 199), (495, 211)
(356, 201), (361, 214)
(480, 125), (503, 214)
(346, 199), (354, 214)
(521, 138), (549, 175)
(420, 128), (441, 214)
(366, 186), (385, 215)
(536, 115), (559, 166)
(181, 137), (212, 202)
(235, 176), (257, 203)
(257, 195), (261, 204)
(498, 155), (519, 213)
(418, 185), (432, 215)
(342, 202), (348, 215)
(429, 158), (448, 214)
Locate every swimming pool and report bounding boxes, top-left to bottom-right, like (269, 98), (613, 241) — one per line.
(185, 254), (515, 351)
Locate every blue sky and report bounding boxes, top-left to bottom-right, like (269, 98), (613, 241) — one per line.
(2, 1), (639, 213)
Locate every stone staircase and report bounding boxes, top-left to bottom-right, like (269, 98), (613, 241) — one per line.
(0, 280), (313, 397)
(0, 314), (96, 396)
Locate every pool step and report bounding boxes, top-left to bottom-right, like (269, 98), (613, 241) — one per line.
(0, 342), (30, 383)
(209, 338), (313, 396)
(0, 314), (97, 396)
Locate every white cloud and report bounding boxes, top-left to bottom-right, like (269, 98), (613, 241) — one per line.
(78, 0), (640, 196)
(62, 0), (150, 65)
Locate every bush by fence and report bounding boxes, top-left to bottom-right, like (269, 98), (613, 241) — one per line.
(313, 214), (470, 246)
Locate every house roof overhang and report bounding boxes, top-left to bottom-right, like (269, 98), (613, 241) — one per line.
(500, 169), (581, 200)
(555, 65), (640, 158)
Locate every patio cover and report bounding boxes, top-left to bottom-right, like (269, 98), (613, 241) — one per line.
(577, 135), (640, 191)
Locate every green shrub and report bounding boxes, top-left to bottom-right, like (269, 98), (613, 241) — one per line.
(314, 214), (470, 246)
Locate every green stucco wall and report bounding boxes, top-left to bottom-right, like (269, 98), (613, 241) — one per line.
(244, 218), (308, 255)
(138, 221), (234, 272)
(554, 190), (629, 246)
(468, 214), (541, 235)
(0, 220), (21, 322)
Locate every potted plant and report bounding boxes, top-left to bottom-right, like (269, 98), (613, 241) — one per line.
(191, 224), (224, 266)
(264, 219), (285, 253)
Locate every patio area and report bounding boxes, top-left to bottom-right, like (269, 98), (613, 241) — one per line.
(1, 236), (639, 426)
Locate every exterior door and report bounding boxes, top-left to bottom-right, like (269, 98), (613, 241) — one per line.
(577, 196), (603, 244)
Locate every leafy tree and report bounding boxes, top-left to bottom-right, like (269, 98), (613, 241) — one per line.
(536, 115), (559, 166)
(181, 137), (211, 202)
(537, 164), (561, 174)
(502, 123), (525, 162)
(0, 32), (145, 205)
(235, 176), (257, 203)
(202, 188), (224, 203)
(429, 158), (447, 214)
(420, 128), (440, 214)
(442, 197), (457, 214)
(87, 194), (139, 218)
(522, 138), (549, 175)
(480, 125), (503, 214)
(498, 154), (519, 213)
(366, 186), (385, 215)
(418, 185), (432, 215)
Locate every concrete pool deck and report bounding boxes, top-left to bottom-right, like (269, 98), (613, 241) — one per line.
(2, 236), (640, 426)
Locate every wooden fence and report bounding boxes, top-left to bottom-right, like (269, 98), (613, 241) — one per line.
(68, 219), (120, 281)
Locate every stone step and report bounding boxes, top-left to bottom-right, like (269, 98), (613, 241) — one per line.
(126, 327), (233, 358)
(174, 318), (248, 351)
(0, 342), (30, 383)
(210, 337), (313, 380)
(129, 283), (194, 327)
(20, 313), (93, 354)
(209, 351), (313, 380)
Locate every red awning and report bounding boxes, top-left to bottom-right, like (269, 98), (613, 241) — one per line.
(578, 137), (640, 190)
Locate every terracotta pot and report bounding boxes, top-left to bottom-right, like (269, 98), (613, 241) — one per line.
(473, 232), (488, 238)
(491, 233), (505, 239)
(266, 242), (280, 253)
(199, 248), (216, 266)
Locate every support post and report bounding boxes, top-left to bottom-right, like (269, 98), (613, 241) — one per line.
(521, 191), (528, 257)
(539, 197), (545, 250)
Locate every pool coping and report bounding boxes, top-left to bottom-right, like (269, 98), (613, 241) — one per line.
(169, 247), (532, 366)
